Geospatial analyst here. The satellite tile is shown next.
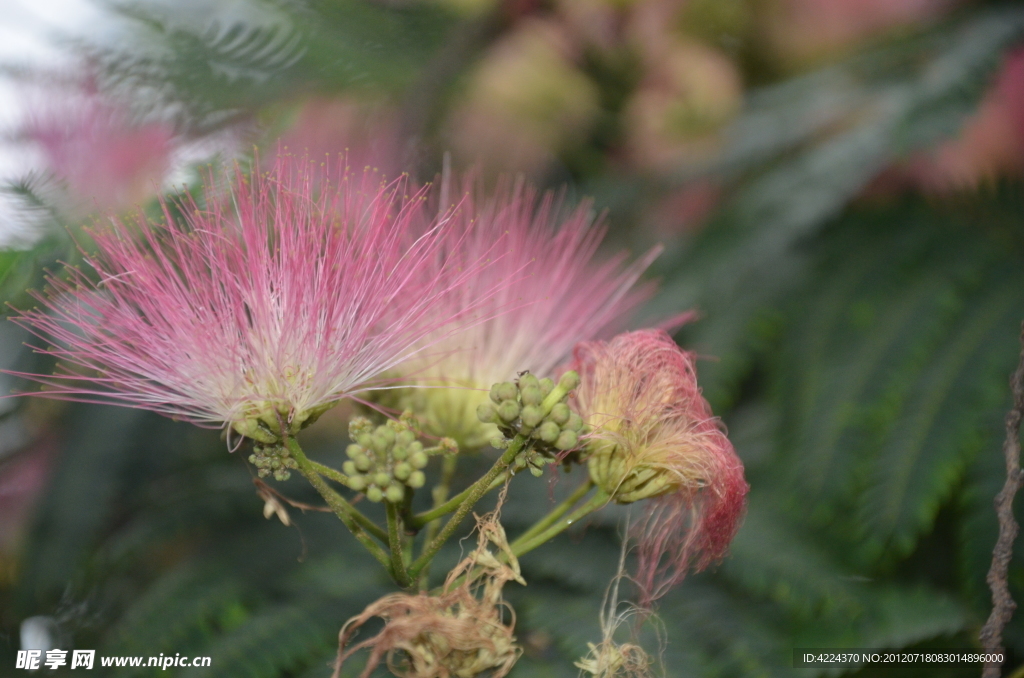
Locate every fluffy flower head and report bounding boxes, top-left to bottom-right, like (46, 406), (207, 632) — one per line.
(400, 178), (660, 449)
(9, 156), (489, 443)
(572, 329), (747, 603)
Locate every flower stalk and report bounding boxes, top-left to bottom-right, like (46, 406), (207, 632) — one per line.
(386, 501), (413, 588)
(509, 478), (594, 548)
(286, 438), (391, 568)
(510, 489), (610, 558)
(407, 371), (580, 580)
(410, 470), (509, 528)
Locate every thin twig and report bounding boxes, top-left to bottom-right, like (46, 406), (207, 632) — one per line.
(981, 322), (1024, 678)
(253, 477), (331, 514)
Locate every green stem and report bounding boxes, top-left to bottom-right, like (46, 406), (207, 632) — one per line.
(509, 489), (610, 558)
(437, 488), (610, 595)
(408, 374), (579, 582)
(286, 438), (391, 569)
(417, 454), (459, 588)
(307, 461), (388, 541)
(386, 502), (412, 588)
(512, 478), (594, 548)
(309, 460), (351, 488)
(410, 470), (507, 529)
(408, 437), (525, 580)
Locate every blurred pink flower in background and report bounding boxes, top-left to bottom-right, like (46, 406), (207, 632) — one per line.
(0, 436), (57, 566)
(24, 79), (174, 214)
(272, 97), (406, 180)
(909, 48), (1024, 190)
(7, 155), (500, 443)
(572, 329), (748, 606)
(623, 39), (742, 172)
(765, 0), (960, 67)
(447, 19), (599, 177)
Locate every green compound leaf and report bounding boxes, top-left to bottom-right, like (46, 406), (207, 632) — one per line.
(649, 8), (1024, 409)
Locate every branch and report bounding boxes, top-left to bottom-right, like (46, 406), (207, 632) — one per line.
(981, 321), (1024, 678)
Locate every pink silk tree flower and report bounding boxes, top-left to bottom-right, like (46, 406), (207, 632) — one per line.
(7, 156), (495, 444)
(398, 177), (661, 450)
(571, 329), (748, 605)
(24, 82), (174, 214)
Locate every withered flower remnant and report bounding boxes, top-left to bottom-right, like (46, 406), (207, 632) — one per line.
(333, 511), (524, 678)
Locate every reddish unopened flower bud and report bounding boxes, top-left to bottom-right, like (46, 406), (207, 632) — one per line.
(6, 155), (498, 444)
(571, 329), (748, 604)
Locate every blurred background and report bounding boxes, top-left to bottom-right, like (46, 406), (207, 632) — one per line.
(2, 0), (1024, 675)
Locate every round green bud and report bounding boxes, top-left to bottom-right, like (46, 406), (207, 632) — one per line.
(549, 403), (571, 425)
(408, 470), (426, 488)
(490, 434), (508, 449)
(555, 430), (578, 451)
(558, 371), (580, 393)
(394, 462), (412, 480)
(519, 373), (540, 390)
(371, 433), (390, 455)
(356, 434), (373, 448)
(477, 403), (499, 424)
(397, 430), (416, 446)
(495, 381), (518, 402)
(385, 484), (405, 503)
(348, 475), (367, 492)
(497, 399), (521, 422)
(538, 421), (560, 443)
(539, 378), (554, 396)
(342, 460), (357, 476)
(566, 413), (583, 432)
(354, 454), (373, 472)
(529, 465), (545, 478)
(489, 383), (503, 404)
(408, 441), (424, 455)
(345, 444), (362, 459)
(520, 385), (543, 406)
(366, 486), (384, 502)
(373, 471), (391, 487)
(520, 405), (543, 427)
(410, 451), (429, 469)
(392, 445), (408, 461)
(248, 454), (257, 464)
(378, 426), (396, 445)
(274, 469), (291, 481)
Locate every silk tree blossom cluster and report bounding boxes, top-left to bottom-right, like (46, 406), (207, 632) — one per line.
(8, 157), (497, 444)
(571, 329), (748, 604)
(398, 177), (661, 450)
(4, 148), (748, 676)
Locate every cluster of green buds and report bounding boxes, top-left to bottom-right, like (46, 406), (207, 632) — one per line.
(342, 415), (453, 503)
(234, 400), (334, 444)
(249, 443), (299, 481)
(476, 372), (585, 470)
